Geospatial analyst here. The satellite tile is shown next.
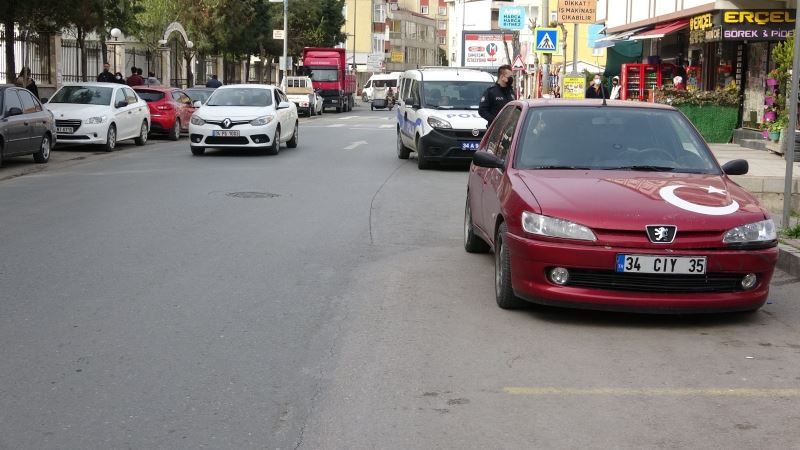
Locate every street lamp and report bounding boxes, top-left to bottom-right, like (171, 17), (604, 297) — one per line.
(269, 0), (288, 84)
(108, 28), (123, 73)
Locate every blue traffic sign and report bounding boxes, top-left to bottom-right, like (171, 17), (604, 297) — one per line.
(499, 6), (526, 30)
(535, 28), (558, 53)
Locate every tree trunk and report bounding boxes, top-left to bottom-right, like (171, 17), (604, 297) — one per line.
(78, 27), (88, 82)
(3, 14), (16, 84)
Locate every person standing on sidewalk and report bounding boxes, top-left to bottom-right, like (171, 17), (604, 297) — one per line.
(479, 64), (515, 126)
(206, 74), (222, 88)
(97, 63), (116, 83)
(126, 67), (144, 86)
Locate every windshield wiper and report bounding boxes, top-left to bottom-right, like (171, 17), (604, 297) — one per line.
(603, 165), (677, 172)
(433, 105), (454, 109)
(534, 165), (593, 170)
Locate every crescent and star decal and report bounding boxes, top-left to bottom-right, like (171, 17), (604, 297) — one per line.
(658, 185), (740, 216)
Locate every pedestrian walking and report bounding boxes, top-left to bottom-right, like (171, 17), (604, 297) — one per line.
(206, 74), (222, 88)
(126, 67), (144, 86)
(15, 67), (39, 99)
(609, 76), (621, 99)
(97, 63), (116, 83)
(478, 64), (515, 125)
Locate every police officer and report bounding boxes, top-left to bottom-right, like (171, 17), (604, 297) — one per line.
(479, 64), (515, 125)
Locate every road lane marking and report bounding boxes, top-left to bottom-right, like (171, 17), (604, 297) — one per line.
(327, 124), (344, 127)
(339, 116), (358, 120)
(503, 387), (800, 397)
(344, 140), (368, 150)
(380, 124), (394, 128)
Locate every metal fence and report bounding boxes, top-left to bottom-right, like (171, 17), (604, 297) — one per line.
(0, 28), (52, 84)
(124, 47), (160, 77)
(60, 39), (110, 82)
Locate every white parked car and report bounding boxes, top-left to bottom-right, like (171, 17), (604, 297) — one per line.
(188, 84), (299, 156)
(45, 83), (150, 151)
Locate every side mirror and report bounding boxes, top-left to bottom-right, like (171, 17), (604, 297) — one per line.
(192, 100), (202, 108)
(472, 151), (504, 170)
(115, 100), (128, 108)
(721, 159), (749, 176)
(404, 98), (419, 109)
(6, 107), (23, 117)
(277, 101), (291, 110)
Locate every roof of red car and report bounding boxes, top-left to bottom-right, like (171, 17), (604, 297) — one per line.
(521, 99), (676, 110)
(132, 86), (177, 92)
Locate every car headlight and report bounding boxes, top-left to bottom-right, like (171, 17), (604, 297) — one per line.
(85, 116), (106, 124)
(250, 116), (274, 126)
(723, 219), (776, 244)
(190, 115), (205, 125)
(521, 211), (597, 241)
(427, 117), (452, 129)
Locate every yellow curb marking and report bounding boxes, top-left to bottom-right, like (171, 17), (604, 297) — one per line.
(504, 387), (800, 397)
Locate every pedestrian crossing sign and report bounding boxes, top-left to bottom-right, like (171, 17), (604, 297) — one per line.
(535, 28), (558, 54)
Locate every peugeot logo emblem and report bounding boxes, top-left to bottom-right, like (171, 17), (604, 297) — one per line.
(222, 118), (232, 129)
(646, 225), (677, 244)
(471, 129), (480, 137)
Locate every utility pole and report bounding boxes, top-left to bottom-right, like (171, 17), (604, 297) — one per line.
(283, 0), (288, 82)
(352, 0), (357, 71)
(783, 2), (800, 228)
(541, 0), (551, 95)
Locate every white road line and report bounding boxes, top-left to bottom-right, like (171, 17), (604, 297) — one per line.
(380, 124), (394, 128)
(327, 124), (344, 127)
(343, 141), (368, 150)
(339, 116), (359, 120)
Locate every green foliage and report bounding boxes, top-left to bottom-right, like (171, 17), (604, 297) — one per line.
(675, 105), (738, 143)
(768, 111), (789, 132)
(782, 223), (800, 239)
(654, 85), (740, 107)
(771, 37), (793, 112)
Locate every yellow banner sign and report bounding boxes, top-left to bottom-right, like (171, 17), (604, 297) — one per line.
(562, 75), (586, 99)
(557, 0), (597, 24)
(390, 51), (404, 63)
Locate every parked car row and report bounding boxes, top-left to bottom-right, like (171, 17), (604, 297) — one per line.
(1, 82), (295, 167)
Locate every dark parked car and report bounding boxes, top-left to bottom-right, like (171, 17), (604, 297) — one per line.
(1, 85), (55, 167)
(185, 87), (216, 106)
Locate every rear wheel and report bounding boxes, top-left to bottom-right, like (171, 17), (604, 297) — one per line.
(135, 121), (148, 146)
(464, 197), (489, 253)
(102, 124), (117, 152)
(33, 133), (51, 163)
(287, 121), (298, 148)
(396, 130), (410, 159)
(168, 119), (180, 141)
(495, 222), (526, 310)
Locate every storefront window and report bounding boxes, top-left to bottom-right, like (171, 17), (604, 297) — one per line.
(743, 42), (769, 126)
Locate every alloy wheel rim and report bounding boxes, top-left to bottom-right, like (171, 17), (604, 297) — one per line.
(109, 127), (116, 148)
(142, 124), (148, 143)
(464, 203), (471, 244)
(173, 121), (179, 139)
(495, 239), (503, 297)
(42, 136), (50, 158)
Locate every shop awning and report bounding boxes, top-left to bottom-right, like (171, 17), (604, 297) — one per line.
(629, 20), (689, 40)
(595, 27), (648, 43)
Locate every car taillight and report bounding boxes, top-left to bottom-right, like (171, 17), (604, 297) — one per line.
(157, 104), (174, 111)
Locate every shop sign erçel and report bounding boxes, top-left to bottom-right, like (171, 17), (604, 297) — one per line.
(689, 9), (795, 43)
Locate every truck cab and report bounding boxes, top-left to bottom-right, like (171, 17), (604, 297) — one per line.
(300, 48), (356, 113)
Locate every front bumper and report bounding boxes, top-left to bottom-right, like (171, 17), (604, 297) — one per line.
(506, 232), (779, 313)
(54, 122), (110, 145)
(418, 128), (485, 163)
(188, 121), (276, 148)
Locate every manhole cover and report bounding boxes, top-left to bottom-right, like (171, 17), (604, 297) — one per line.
(225, 191), (280, 199)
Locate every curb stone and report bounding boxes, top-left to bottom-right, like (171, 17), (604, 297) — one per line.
(777, 244), (800, 280)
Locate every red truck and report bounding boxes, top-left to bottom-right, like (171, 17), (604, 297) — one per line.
(300, 47), (357, 113)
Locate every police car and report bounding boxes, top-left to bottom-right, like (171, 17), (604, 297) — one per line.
(396, 68), (495, 169)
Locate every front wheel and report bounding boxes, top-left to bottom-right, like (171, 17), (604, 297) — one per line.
(168, 119), (180, 141)
(191, 147), (205, 156)
(416, 137), (432, 170)
(266, 127), (280, 155)
(33, 134), (51, 163)
(495, 222), (526, 310)
(103, 124), (117, 152)
(287, 121), (298, 148)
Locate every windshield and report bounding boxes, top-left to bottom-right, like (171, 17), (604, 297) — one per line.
(185, 89), (212, 104)
(309, 68), (338, 82)
(206, 88), (273, 107)
(49, 86), (113, 105)
(514, 107), (720, 174)
(372, 79), (397, 88)
(136, 90), (165, 102)
(421, 81), (493, 110)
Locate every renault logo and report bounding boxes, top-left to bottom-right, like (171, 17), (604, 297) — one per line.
(471, 129), (480, 137)
(646, 225), (677, 244)
(222, 118), (232, 129)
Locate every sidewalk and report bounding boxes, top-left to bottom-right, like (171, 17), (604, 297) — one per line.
(708, 143), (800, 279)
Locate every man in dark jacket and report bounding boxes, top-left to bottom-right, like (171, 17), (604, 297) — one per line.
(479, 64), (515, 125)
(96, 63), (116, 83)
(206, 74), (222, 88)
(126, 67), (144, 86)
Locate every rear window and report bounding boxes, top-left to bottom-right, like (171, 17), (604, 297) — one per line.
(514, 107), (720, 174)
(137, 90), (165, 102)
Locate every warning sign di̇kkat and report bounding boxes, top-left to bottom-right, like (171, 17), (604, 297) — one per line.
(557, 0), (597, 24)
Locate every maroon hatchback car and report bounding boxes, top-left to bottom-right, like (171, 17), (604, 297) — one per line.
(465, 100), (778, 313)
(133, 86), (195, 140)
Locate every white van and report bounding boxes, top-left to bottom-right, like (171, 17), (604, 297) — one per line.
(395, 67), (495, 169)
(362, 72), (401, 102)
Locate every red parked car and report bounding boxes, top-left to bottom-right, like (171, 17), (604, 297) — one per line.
(133, 86), (195, 140)
(465, 100), (778, 314)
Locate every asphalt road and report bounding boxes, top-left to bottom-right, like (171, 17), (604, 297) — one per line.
(1, 104), (799, 449)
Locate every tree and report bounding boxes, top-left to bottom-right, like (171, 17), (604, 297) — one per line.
(1, 0), (68, 84)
